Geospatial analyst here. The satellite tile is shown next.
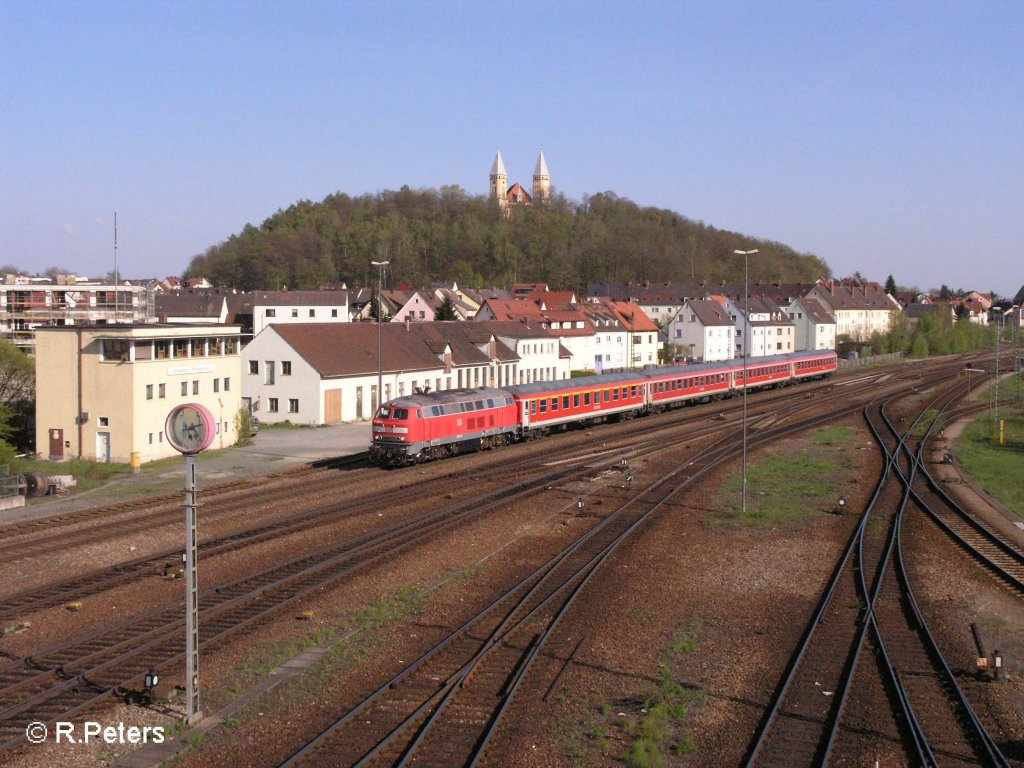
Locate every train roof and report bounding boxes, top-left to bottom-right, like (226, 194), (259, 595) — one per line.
(506, 370), (644, 396)
(384, 387), (511, 409)
(643, 350), (835, 378)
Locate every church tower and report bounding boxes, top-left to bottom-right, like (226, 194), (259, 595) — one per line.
(532, 149), (551, 203)
(489, 150), (508, 208)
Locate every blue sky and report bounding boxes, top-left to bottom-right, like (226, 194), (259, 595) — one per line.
(2, 1), (1021, 296)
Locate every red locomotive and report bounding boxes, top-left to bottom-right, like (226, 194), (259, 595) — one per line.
(369, 350), (837, 466)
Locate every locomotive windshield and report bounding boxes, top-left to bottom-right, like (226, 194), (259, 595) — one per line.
(377, 406), (409, 420)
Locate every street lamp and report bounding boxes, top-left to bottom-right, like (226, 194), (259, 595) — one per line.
(370, 260), (389, 412)
(734, 249), (759, 519)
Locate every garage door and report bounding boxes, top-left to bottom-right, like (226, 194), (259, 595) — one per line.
(325, 389), (342, 424)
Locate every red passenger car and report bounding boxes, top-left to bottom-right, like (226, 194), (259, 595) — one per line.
(507, 372), (648, 435)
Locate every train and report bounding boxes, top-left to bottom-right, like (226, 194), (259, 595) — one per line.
(369, 350), (837, 466)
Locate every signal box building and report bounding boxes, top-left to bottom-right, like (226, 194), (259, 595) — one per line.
(35, 324), (243, 464)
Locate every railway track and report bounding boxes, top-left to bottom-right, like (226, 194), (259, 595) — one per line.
(0, 360), (971, 761)
(0, 371), (903, 623)
(744, 367), (1016, 767)
(279, 392), (880, 767)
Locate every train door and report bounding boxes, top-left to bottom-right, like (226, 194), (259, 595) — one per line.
(521, 399), (530, 428)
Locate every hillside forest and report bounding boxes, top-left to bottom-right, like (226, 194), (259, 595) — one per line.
(183, 187), (830, 291)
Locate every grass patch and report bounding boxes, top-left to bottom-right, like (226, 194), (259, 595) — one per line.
(709, 425), (857, 529)
(566, 624), (703, 766)
(809, 425), (855, 446)
(957, 405), (1024, 516)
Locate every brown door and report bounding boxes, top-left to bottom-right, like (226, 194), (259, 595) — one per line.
(324, 390), (342, 424)
(49, 428), (64, 459)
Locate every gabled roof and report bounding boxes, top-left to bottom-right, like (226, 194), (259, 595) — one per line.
(267, 321), (514, 379)
(155, 293), (226, 320)
(791, 296), (834, 325)
(810, 281), (898, 311)
(684, 298), (733, 327)
(252, 291), (348, 307)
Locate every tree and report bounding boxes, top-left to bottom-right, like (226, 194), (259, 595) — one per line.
(885, 274), (897, 295)
(955, 304), (971, 323)
(911, 335), (929, 358)
(434, 294), (458, 321)
(0, 339), (34, 404)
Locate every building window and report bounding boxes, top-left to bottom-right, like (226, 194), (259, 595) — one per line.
(224, 377), (231, 391)
(249, 360), (258, 375)
(309, 309), (315, 317)
(148, 433), (153, 444)
(269, 398), (279, 413)
(146, 384), (154, 400)
(101, 339), (131, 362)
(181, 381), (188, 396)
(331, 309), (338, 318)
(154, 340), (170, 359)
(288, 398), (299, 413)
(291, 308), (298, 318)
(282, 361), (292, 375)
(265, 361), (275, 385)
(266, 309), (276, 318)
(193, 380), (200, 395)
(213, 379), (220, 393)
(159, 383), (166, 398)
(99, 416), (109, 427)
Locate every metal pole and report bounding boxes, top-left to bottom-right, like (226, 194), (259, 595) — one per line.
(743, 253), (748, 520)
(734, 249), (758, 519)
(371, 260), (389, 411)
(185, 454), (200, 722)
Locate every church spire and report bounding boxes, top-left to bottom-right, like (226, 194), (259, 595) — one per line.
(489, 150), (508, 207)
(532, 148), (550, 203)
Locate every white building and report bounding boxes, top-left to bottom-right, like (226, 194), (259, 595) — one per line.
(723, 297), (796, 358)
(252, 291), (349, 336)
(806, 281), (899, 342)
(668, 299), (736, 362)
(786, 297), (837, 351)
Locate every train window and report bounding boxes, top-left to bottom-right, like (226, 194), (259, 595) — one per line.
(584, 392), (591, 406)
(506, 396), (514, 405)
(604, 390), (610, 402)
(530, 401), (537, 414)
(573, 394), (580, 408)
(630, 386), (636, 398)
(432, 406), (443, 417)
(539, 399), (548, 413)
(377, 406), (390, 418)
(393, 408), (409, 420)
(562, 396), (570, 409)
(551, 397), (559, 412)
(613, 389), (620, 401)
(487, 398), (495, 408)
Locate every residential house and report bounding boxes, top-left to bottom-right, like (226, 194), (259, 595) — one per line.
(723, 296), (796, 358)
(667, 299), (736, 361)
(805, 280), (900, 341)
(785, 296), (836, 351)
(251, 291), (350, 335)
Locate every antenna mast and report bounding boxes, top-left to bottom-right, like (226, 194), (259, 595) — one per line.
(113, 212), (120, 320)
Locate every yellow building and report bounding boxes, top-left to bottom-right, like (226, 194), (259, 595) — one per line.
(35, 324), (243, 463)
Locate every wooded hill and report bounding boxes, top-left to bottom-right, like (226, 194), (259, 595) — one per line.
(184, 186), (831, 291)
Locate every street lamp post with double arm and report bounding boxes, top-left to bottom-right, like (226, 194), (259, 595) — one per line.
(734, 249), (758, 519)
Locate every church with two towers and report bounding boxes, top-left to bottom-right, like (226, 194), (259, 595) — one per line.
(489, 149), (551, 209)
